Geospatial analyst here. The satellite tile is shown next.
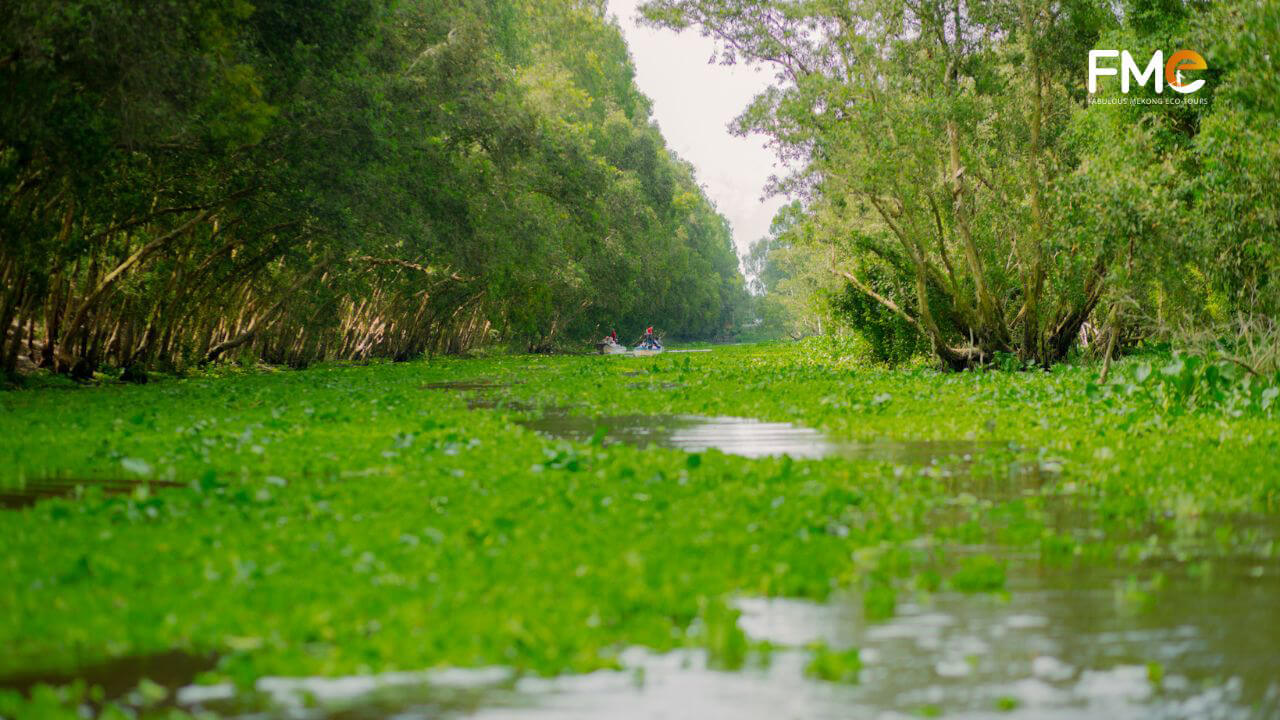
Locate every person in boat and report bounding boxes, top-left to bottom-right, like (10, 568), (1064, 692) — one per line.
(640, 326), (660, 350)
(610, 329), (619, 343)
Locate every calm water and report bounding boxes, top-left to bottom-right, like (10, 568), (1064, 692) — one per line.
(520, 412), (1001, 464)
(176, 549), (1279, 718)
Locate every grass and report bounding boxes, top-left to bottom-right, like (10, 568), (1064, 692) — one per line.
(1, 340), (1277, 717)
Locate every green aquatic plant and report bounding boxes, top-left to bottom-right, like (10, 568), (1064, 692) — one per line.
(696, 597), (748, 671)
(0, 343), (1276, 716)
(1087, 351), (1280, 418)
(803, 643), (862, 683)
(950, 555), (1007, 594)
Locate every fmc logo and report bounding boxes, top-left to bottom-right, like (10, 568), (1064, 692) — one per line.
(1088, 49), (1207, 94)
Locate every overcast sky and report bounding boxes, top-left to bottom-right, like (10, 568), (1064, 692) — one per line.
(606, 0), (786, 259)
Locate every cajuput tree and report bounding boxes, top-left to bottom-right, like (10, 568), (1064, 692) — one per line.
(642, 0), (1111, 368)
(1, 0), (748, 378)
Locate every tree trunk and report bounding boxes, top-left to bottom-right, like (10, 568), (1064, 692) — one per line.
(1021, 2), (1047, 364)
(58, 210), (209, 367)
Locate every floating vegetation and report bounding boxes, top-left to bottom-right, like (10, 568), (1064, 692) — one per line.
(1, 342), (1277, 717)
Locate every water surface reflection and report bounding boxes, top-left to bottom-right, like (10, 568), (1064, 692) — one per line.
(520, 412), (1000, 464)
(177, 549), (1279, 719)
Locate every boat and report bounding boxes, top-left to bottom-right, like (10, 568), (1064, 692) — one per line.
(595, 339), (628, 354)
(632, 339), (664, 356)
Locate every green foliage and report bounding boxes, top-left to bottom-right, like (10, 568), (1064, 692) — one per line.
(642, 0), (1120, 369)
(950, 555), (1008, 593)
(1087, 352), (1280, 417)
(1188, 0), (1280, 318)
(1147, 660), (1165, 689)
(742, 202), (841, 341)
(641, 0), (1280, 370)
(1056, 0), (1280, 341)
(804, 643), (862, 683)
(829, 280), (929, 365)
(1, 343), (1278, 714)
(697, 597), (748, 670)
(0, 0), (748, 378)
(862, 579), (898, 621)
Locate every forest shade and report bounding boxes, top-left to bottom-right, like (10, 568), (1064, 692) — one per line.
(0, 0), (750, 377)
(658, 0), (1280, 368)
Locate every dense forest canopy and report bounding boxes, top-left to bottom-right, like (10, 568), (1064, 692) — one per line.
(654, 0), (1280, 370)
(0, 0), (749, 377)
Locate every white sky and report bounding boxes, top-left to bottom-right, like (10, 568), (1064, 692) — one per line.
(606, 0), (786, 259)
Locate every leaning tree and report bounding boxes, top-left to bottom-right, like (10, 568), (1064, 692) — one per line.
(642, 0), (1113, 368)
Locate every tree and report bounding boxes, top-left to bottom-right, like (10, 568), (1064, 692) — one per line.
(641, 0), (1112, 369)
(1, 0), (749, 376)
